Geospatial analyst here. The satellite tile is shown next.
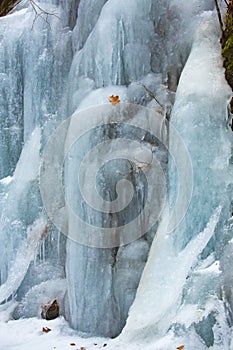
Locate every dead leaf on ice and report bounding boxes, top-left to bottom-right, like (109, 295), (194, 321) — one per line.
(108, 95), (120, 106)
(42, 327), (51, 333)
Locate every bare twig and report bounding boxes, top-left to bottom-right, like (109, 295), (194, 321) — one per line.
(137, 82), (164, 109)
(30, 0), (60, 19)
(29, 0), (61, 28)
(214, 0), (224, 33)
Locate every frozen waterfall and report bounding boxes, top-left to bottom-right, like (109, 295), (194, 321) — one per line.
(0, 0), (232, 349)
(120, 12), (233, 349)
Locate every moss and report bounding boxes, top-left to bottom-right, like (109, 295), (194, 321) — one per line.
(0, 0), (20, 17)
(222, 1), (233, 111)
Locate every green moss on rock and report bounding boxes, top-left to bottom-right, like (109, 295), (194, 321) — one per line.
(222, 0), (233, 111)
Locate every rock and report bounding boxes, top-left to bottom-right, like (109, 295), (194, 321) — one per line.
(41, 300), (59, 320)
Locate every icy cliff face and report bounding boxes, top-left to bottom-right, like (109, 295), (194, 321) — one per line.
(0, 0), (72, 313)
(120, 13), (233, 349)
(65, 0), (221, 339)
(0, 0), (232, 348)
(0, 2), (72, 178)
(67, 0), (214, 114)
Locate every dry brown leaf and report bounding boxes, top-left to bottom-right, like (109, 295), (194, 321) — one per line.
(155, 109), (163, 115)
(42, 327), (51, 333)
(80, 347), (86, 350)
(177, 346), (185, 350)
(108, 95), (120, 106)
(69, 343), (76, 346)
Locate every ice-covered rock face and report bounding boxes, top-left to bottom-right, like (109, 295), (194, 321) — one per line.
(67, 0), (215, 113)
(68, 0), (154, 114)
(72, 0), (108, 51)
(0, 0), (72, 313)
(120, 13), (233, 348)
(0, 1), (73, 178)
(65, 0), (219, 339)
(68, 0), (202, 114)
(64, 103), (168, 337)
(169, 15), (232, 251)
(0, 0), (232, 347)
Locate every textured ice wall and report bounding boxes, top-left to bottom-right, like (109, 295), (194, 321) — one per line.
(120, 13), (233, 348)
(0, 0), (230, 344)
(67, 0), (215, 115)
(0, 0), (73, 311)
(0, 128), (41, 287)
(0, 1), (73, 178)
(65, 103), (167, 337)
(169, 15), (232, 250)
(65, 0), (166, 337)
(65, 0), (216, 338)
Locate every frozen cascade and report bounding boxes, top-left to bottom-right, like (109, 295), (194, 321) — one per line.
(67, 0), (155, 114)
(65, 103), (167, 337)
(0, 127), (41, 288)
(0, 0), (73, 315)
(0, 1), (73, 178)
(72, 0), (108, 51)
(65, 0), (217, 339)
(67, 0), (214, 114)
(120, 13), (233, 348)
(0, 0), (232, 348)
(0, 215), (48, 304)
(0, 125), (65, 310)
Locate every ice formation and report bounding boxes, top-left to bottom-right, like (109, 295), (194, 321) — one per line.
(0, 0), (232, 349)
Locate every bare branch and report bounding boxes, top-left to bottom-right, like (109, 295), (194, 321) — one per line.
(28, 0), (61, 28)
(30, 0), (60, 19)
(137, 82), (164, 109)
(214, 0), (224, 33)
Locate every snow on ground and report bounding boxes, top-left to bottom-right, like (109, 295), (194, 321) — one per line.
(0, 317), (107, 350)
(0, 316), (198, 350)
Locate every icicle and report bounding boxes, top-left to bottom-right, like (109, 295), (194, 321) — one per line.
(57, 231), (61, 261)
(0, 216), (48, 304)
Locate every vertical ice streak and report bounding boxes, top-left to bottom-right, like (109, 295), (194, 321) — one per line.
(0, 1), (232, 347)
(119, 13), (233, 347)
(0, 0), (72, 316)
